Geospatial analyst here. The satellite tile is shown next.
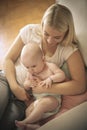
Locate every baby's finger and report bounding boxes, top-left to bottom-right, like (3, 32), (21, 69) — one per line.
(39, 82), (45, 87)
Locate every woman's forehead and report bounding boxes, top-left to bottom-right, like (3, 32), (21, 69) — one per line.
(43, 24), (65, 36)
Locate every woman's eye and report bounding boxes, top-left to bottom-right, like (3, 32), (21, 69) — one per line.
(44, 32), (49, 36)
(54, 37), (61, 40)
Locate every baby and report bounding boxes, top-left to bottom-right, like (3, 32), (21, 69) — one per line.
(15, 43), (65, 129)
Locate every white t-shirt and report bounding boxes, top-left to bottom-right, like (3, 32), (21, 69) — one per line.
(15, 24), (78, 86)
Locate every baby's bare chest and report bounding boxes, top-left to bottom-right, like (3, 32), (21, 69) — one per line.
(38, 68), (53, 80)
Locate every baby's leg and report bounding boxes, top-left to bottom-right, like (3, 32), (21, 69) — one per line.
(15, 96), (58, 126)
(15, 102), (34, 128)
(26, 102), (35, 116)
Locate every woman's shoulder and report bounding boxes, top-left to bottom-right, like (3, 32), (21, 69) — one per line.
(58, 44), (78, 50)
(57, 44), (78, 62)
(19, 24), (42, 44)
(20, 24), (40, 33)
(57, 44), (78, 55)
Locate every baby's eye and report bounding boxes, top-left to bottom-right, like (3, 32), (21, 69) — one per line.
(26, 67), (29, 69)
(54, 36), (61, 40)
(32, 65), (36, 68)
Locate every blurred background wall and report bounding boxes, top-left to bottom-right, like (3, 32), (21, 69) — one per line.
(0, 0), (55, 69)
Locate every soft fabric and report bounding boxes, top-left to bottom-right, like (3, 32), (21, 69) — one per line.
(0, 71), (26, 130)
(38, 102), (87, 130)
(0, 71), (9, 119)
(57, 0), (87, 66)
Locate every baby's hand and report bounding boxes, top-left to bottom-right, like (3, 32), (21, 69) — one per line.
(39, 77), (52, 88)
(31, 76), (41, 87)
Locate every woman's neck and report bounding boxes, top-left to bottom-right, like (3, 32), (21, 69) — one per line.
(41, 41), (57, 57)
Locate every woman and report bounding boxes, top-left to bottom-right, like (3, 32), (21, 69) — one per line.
(0, 3), (86, 130)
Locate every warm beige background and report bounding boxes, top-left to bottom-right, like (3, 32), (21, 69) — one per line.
(0, 0), (55, 69)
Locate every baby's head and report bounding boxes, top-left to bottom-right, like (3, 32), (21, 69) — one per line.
(21, 43), (45, 74)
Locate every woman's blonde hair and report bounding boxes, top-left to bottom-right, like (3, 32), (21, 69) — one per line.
(41, 4), (78, 46)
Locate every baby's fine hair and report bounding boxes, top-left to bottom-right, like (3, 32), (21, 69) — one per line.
(21, 43), (43, 60)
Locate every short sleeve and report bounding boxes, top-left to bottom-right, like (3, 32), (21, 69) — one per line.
(19, 24), (34, 44)
(45, 44), (78, 67)
(62, 45), (78, 61)
(19, 24), (42, 45)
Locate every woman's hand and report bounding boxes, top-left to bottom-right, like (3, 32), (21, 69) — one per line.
(13, 85), (30, 102)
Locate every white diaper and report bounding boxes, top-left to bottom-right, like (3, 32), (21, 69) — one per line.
(33, 93), (61, 119)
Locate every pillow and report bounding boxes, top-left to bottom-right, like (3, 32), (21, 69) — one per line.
(56, 0), (87, 66)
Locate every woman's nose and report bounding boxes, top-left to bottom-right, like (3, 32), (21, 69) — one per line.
(47, 37), (53, 44)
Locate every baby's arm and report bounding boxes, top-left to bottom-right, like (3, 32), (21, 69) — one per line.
(49, 63), (66, 83)
(39, 63), (66, 88)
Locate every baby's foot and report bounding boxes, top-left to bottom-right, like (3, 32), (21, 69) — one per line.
(24, 123), (40, 130)
(15, 120), (40, 130)
(15, 120), (25, 128)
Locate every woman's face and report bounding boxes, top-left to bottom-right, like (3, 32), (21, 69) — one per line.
(42, 23), (65, 47)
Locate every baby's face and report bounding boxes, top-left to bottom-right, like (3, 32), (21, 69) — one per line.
(22, 56), (44, 75)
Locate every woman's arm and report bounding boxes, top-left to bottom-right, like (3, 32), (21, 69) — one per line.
(23, 73), (33, 89)
(3, 34), (29, 102)
(33, 50), (86, 95)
